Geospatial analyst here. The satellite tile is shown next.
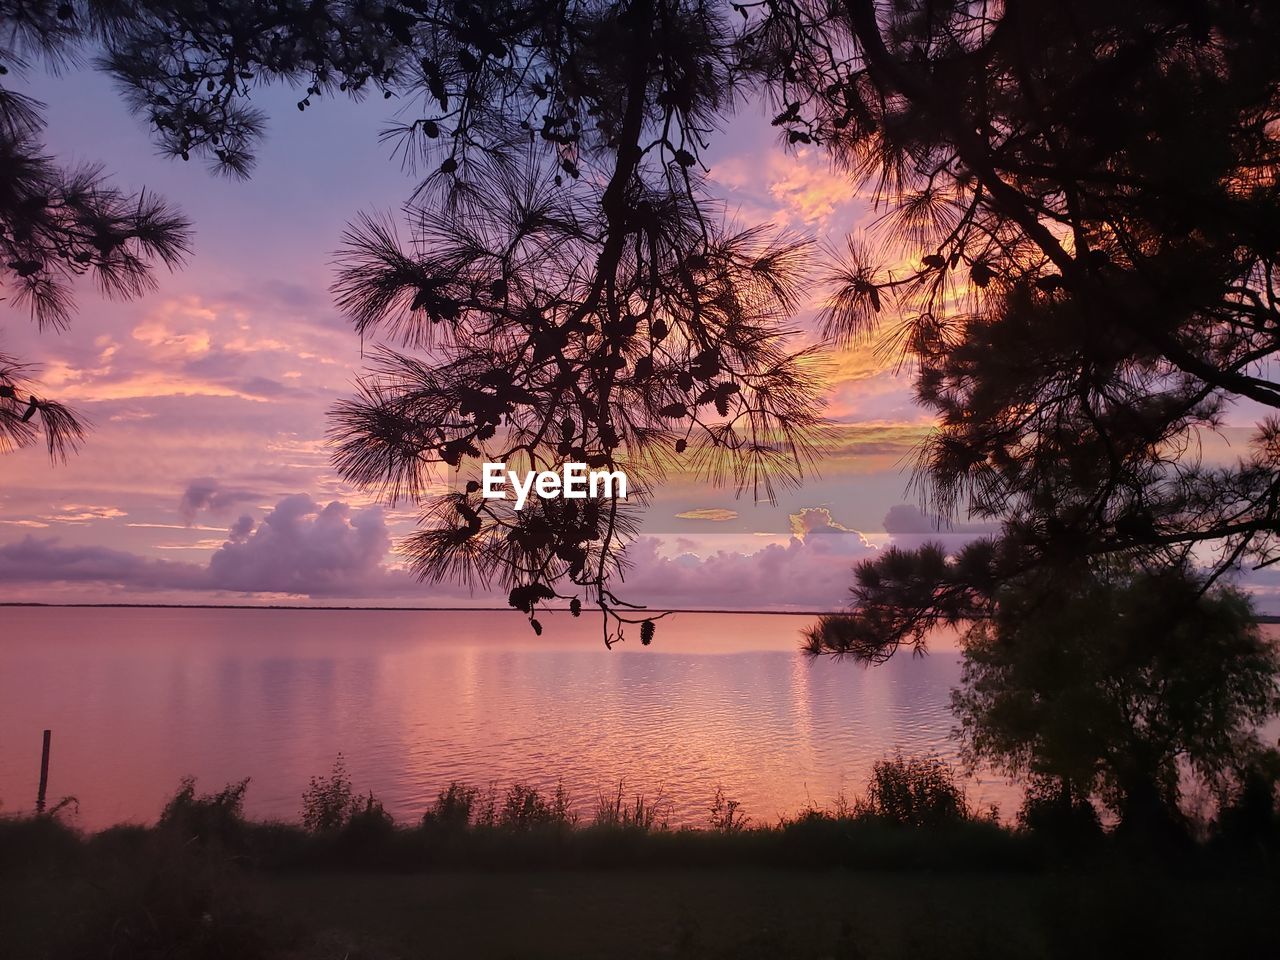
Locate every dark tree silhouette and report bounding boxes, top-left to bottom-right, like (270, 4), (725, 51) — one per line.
(320, 1), (830, 641)
(0, 0), (191, 459)
(742, 1), (1280, 659)
(101, 0), (829, 639)
(91, 0), (1280, 645)
(949, 561), (1279, 837)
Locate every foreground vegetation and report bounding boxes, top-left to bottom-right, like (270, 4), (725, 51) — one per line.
(3, 754), (1278, 960)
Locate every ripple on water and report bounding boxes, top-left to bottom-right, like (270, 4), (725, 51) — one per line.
(0, 607), (1032, 827)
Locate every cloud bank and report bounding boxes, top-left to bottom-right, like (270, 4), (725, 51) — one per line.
(0, 494), (427, 601)
(0, 492), (1014, 610)
(0, 495), (894, 608)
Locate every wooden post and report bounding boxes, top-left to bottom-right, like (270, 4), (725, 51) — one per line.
(36, 729), (50, 815)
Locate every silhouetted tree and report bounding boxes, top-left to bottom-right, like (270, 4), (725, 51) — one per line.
(0, 1), (191, 458)
(89, 0), (1280, 644)
(744, 1), (1280, 658)
(947, 562), (1279, 837)
(99, 0), (829, 638)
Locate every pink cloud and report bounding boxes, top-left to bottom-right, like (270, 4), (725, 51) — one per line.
(0, 494), (428, 601)
(0, 536), (209, 591)
(206, 495), (396, 596)
(179, 478), (261, 524)
(617, 507), (877, 611)
(0, 493), (880, 610)
(711, 146), (866, 231)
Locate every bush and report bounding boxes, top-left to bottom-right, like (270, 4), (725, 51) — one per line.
(341, 791), (395, 846)
(593, 781), (671, 831)
(0, 811), (82, 869)
(857, 752), (969, 827)
(159, 777), (249, 846)
(1017, 777), (1102, 843)
(1214, 748), (1280, 851)
(954, 565), (1280, 836)
(301, 755), (357, 834)
(498, 781), (576, 831)
(422, 782), (481, 831)
(709, 786), (749, 832)
(0, 808), (285, 958)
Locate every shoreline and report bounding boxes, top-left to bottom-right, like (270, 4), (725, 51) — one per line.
(2, 602), (1278, 623)
(0, 602), (843, 616)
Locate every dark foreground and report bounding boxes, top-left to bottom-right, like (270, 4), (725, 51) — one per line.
(246, 868), (1274, 960)
(2, 815), (1277, 960)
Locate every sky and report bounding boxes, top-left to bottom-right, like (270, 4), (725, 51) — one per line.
(0, 63), (1269, 611)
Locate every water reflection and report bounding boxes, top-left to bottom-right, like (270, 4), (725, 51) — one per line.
(0, 607), (1014, 828)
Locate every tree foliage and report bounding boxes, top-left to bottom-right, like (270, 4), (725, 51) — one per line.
(18, 0), (1280, 645)
(93, 0), (831, 637)
(0, 0), (191, 459)
(855, 750), (969, 828)
(754, 1), (1280, 659)
(951, 563), (1279, 834)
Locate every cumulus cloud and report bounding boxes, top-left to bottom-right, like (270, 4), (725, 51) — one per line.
(0, 494), (432, 601)
(207, 495), (398, 596)
(0, 495), (1004, 610)
(619, 507), (877, 611)
(179, 478), (261, 524)
(788, 506), (862, 537)
(0, 494), (884, 609)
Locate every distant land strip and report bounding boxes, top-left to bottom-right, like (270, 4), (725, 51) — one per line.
(3, 602), (1278, 624)
(0, 602), (845, 616)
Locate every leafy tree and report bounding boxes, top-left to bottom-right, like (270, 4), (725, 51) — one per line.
(97, 0), (829, 638)
(0, 0), (191, 458)
(746, 1), (1280, 659)
(948, 562), (1279, 835)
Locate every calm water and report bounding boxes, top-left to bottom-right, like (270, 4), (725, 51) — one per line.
(0, 607), (1018, 829)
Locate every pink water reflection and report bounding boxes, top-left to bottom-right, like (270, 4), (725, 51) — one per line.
(0, 607), (999, 829)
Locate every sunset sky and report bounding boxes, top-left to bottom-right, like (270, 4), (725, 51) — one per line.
(0, 64), (1269, 610)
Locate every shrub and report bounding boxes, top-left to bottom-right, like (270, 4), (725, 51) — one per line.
(954, 565), (1280, 836)
(593, 781), (671, 831)
(498, 781), (576, 831)
(422, 782), (480, 831)
(301, 756), (357, 834)
(0, 811), (82, 869)
(857, 752), (969, 827)
(472, 783), (499, 827)
(341, 792), (395, 847)
(1017, 777), (1102, 843)
(67, 831), (276, 958)
(159, 777), (249, 845)
(709, 786), (749, 833)
(1215, 747), (1280, 850)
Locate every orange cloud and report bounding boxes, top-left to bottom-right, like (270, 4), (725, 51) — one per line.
(675, 508), (740, 521)
(712, 147), (866, 231)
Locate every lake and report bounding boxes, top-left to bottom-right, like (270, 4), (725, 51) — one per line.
(0, 606), (1018, 829)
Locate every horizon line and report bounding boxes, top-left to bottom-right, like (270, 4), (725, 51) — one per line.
(3, 602), (1278, 624)
(0, 602), (843, 616)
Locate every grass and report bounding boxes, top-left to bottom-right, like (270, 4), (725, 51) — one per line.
(248, 867), (1277, 960)
(3, 825), (1276, 960)
(1, 759), (1277, 958)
